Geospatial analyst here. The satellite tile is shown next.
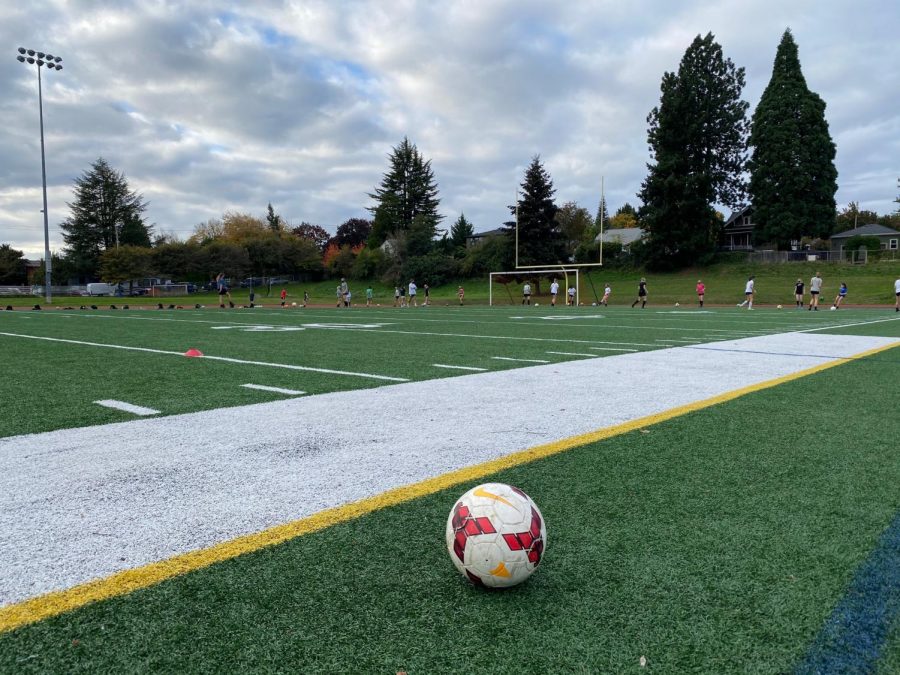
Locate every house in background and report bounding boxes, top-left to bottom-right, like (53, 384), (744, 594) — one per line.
(721, 205), (754, 251)
(466, 227), (506, 248)
(595, 227), (646, 252)
(829, 223), (899, 252)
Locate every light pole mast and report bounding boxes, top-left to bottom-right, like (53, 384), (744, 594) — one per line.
(17, 47), (63, 305)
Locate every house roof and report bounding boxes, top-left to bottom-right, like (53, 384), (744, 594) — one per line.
(468, 228), (507, 238)
(830, 223), (900, 239)
(724, 205), (752, 228)
(595, 228), (645, 245)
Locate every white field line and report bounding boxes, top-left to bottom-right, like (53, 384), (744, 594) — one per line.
(241, 384), (306, 396)
(3, 333), (896, 607)
(655, 339), (703, 343)
(0, 332), (408, 382)
(546, 351), (598, 357)
(94, 400), (160, 416)
(432, 364), (488, 371)
(491, 356), (551, 363)
(589, 347), (639, 352)
(795, 316), (900, 333)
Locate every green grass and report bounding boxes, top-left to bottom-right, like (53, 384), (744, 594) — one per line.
(2, 305), (898, 437)
(1, 349), (898, 672)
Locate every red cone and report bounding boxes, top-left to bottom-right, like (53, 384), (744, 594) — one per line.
(184, 348), (204, 357)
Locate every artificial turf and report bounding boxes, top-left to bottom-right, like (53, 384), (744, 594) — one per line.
(0, 345), (897, 673)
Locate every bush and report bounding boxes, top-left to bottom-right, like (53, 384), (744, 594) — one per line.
(842, 235), (882, 252)
(460, 235), (514, 277)
(401, 253), (460, 288)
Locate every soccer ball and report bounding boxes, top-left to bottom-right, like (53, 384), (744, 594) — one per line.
(446, 483), (546, 588)
(291, 302), (297, 307)
(674, 302), (680, 307)
(830, 306), (836, 311)
(534, 303), (539, 306)
(777, 304), (783, 309)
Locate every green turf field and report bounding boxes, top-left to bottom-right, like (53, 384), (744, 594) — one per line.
(0, 304), (898, 672)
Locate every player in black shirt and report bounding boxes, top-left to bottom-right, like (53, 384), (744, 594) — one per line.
(794, 279), (804, 308)
(631, 278), (648, 308)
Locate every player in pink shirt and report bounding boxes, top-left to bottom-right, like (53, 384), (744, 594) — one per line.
(696, 280), (705, 308)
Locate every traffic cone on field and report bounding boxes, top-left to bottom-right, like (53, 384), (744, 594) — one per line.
(184, 348), (204, 357)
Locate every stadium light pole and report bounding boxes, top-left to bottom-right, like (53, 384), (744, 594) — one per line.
(16, 47), (63, 305)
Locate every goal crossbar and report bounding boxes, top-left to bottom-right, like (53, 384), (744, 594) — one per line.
(488, 269), (579, 306)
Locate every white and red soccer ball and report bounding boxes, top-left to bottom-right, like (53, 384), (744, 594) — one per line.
(446, 483), (547, 588)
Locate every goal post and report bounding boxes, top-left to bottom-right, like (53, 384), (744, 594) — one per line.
(488, 269), (579, 306)
(150, 284), (190, 297)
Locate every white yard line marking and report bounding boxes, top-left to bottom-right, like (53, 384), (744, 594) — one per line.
(94, 400), (160, 416)
(589, 347), (639, 352)
(546, 351), (598, 357)
(0, 332), (408, 382)
(796, 316), (900, 333)
(432, 364), (488, 371)
(655, 339), (702, 343)
(491, 356), (551, 363)
(241, 384), (306, 396)
(1, 334), (897, 609)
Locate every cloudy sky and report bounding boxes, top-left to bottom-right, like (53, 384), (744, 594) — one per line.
(1, 0), (897, 258)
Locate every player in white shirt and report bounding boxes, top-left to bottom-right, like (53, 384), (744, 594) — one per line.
(737, 276), (754, 309)
(550, 279), (559, 306)
(600, 284), (611, 306)
(522, 282), (532, 305)
(894, 278), (900, 312)
(809, 272), (823, 311)
(567, 285), (576, 306)
(408, 280), (418, 307)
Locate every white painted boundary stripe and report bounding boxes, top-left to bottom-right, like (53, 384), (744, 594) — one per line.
(796, 316), (900, 333)
(241, 384), (306, 396)
(0, 332), (408, 382)
(432, 364), (488, 371)
(589, 347), (639, 352)
(491, 356), (551, 363)
(546, 351), (598, 357)
(94, 400), (160, 416)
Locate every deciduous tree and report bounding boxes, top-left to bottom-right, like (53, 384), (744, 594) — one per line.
(0, 244), (26, 284)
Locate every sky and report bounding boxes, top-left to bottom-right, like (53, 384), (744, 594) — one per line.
(1, 0), (898, 259)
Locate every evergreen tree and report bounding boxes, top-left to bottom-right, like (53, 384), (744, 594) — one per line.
(60, 158), (151, 278)
(749, 29), (838, 248)
(449, 213), (475, 250)
(367, 137), (442, 248)
(639, 33), (749, 269)
(266, 203), (284, 233)
(506, 156), (566, 266)
(594, 195), (609, 230)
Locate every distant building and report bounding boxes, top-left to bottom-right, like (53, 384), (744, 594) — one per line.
(594, 227), (645, 251)
(830, 223), (899, 252)
(466, 228), (507, 248)
(721, 206), (754, 251)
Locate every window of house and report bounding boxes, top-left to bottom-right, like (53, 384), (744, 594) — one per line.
(890, 239), (898, 250)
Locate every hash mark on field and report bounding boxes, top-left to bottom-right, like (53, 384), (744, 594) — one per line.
(94, 400), (160, 416)
(546, 351), (598, 358)
(491, 356), (551, 363)
(588, 347), (639, 352)
(432, 364), (488, 371)
(241, 384), (306, 396)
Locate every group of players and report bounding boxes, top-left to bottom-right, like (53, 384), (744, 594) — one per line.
(738, 272), (851, 311)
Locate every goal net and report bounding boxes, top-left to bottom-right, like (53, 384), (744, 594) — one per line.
(488, 269), (579, 306)
(150, 284), (190, 297)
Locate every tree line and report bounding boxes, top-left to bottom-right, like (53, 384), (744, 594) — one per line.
(3, 28), (899, 287)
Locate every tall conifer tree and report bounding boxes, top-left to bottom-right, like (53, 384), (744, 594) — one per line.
(749, 30), (838, 248)
(506, 156), (566, 266)
(639, 33), (748, 269)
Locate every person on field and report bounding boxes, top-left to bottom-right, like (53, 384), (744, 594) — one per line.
(601, 283), (611, 307)
(831, 282), (847, 309)
(696, 280), (705, 308)
(366, 285), (374, 307)
(567, 285), (576, 306)
(631, 278), (648, 308)
(280, 287), (287, 308)
(303, 290), (309, 306)
(423, 283), (430, 306)
(523, 282), (532, 305)
(794, 278), (805, 308)
(408, 280), (417, 307)
(550, 278), (559, 306)
(340, 278), (349, 307)
(737, 276), (754, 310)
(216, 272), (234, 308)
(809, 272), (823, 311)
(895, 278), (900, 312)
(457, 286), (465, 305)
(249, 288), (255, 308)
(344, 289), (351, 307)
(394, 286), (401, 307)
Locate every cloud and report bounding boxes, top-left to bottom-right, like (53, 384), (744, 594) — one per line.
(1, 0), (897, 259)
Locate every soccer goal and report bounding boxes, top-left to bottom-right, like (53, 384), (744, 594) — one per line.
(488, 269), (579, 306)
(150, 284), (189, 297)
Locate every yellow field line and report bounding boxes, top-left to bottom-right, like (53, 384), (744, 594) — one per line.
(1, 340), (897, 634)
